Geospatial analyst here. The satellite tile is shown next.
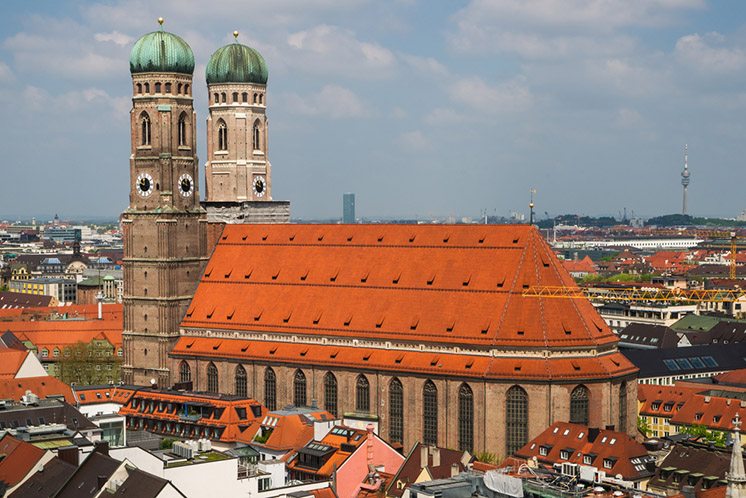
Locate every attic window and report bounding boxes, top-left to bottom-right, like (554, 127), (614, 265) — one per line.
(313, 311), (322, 325)
(481, 320), (491, 334)
(563, 322), (572, 336)
(227, 309), (235, 320)
(253, 309), (263, 321)
(318, 233), (325, 241)
(272, 269), (280, 280)
(410, 317), (419, 330)
(479, 235), (486, 244)
(244, 268), (253, 279)
(497, 276), (505, 288)
(378, 235), (384, 242)
(512, 237), (519, 244)
(206, 307), (216, 319)
(212, 342), (221, 350)
(539, 252), (550, 268)
(514, 365), (521, 372)
(427, 274), (436, 286)
(465, 360), (473, 369)
(300, 270), (309, 281)
(330, 269), (339, 282)
(242, 234), (248, 240)
(430, 356), (439, 366)
(300, 349), (308, 357)
(241, 344), (249, 352)
(186, 340), (195, 349)
(443, 234), (450, 243)
(186, 307), (195, 318)
(571, 361), (580, 371)
(262, 233), (268, 241)
(222, 234), (229, 240)
(330, 350), (338, 359)
(360, 271), (369, 283)
(344, 314), (353, 326)
(392, 272), (401, 284)
(409, 234), (416, 243)
(395, 354), (404, 364)
(517, 330), (524, 336)
(269, 347), (277, 355)
(463, 274), (471, 286)
(224, 269), (232, 278)
(611, 358), (620, 366)
(446, 320), (455, 332)
(363, 353), (371, 361)
(283, 310), (292, 323)
(289, 234), (295, 241)
(376, 316), (385, 329)
(204, 266), (213, 277)
(347, 235), (353, 242)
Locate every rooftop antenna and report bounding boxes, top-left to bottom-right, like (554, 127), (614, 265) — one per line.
(681, 144), (690, 215)
(529, 188), (537, 225)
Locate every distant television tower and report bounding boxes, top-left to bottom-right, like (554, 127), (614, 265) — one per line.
(681, 144), (690, 215)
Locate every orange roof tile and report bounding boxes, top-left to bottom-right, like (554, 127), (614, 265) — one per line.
(0, 375), (74, 403)
(74, 385), (135, 406)
(242, 410), (334, 451)
(1, 318), (122, 352)
(0, 348), (30, 379)
(637, 384), (703, 418)
(670, 391), (746, 432)
(177, 225), (635, 380)
(0, 433), (46, 486)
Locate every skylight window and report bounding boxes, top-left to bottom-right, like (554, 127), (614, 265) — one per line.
(663, 359), (681, 371)
(675, 358), (693, 370)
(702, 356), (719, 368)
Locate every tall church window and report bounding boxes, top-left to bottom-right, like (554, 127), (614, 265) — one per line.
(619, 382), (627, 432)
(218, 121), (228, 151)
(356, 375), (370, 413)
(179, 361), (191, 383)
(253, 93), (258, 103)
(136, 83), (142, 94)
(458, 383), (474, 452)
(155, 82), (161, 93)
(324, 372), (338, 416)
(506, 385), (528, 455)
(178, 83), (183, 94)
(259, 94), (264, 104)
(165, 82), (171, 93)
(264, 367), (276, 410)
(294, 369), (307, 407)
(207, 362), (219, 393)
(235, 365), (247, 397)
(252, 122), (261, 151)
(214, 93), (219, 104)
(178, 114), (188, 147)
(389, 378), (404, 443)
(184, 84), (189, 94)
(232, 92), (238, 103)
(144, 82), (150, 93)
(242, 92), (248, 103)
(140, 112), (151, 146)
(570, 385), (590, 425)
(423, 380), (438, 446)
(221, 92), (226, 103)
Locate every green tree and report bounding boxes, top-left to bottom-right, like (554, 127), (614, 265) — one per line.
(637, 416), (650, 437)
(58, 340), (121, 385)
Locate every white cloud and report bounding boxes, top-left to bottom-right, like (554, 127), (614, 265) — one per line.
(449, 76), (533, 113)
(286, 25), (396, 78)
(675, 32), (746, 73)
(0, 61), (13, 82)
(614, 108), (643, 128)
(283, 84), (368, 119)
(94, 31), (133, 46)
(423, 107), (471, 126)
(399, 53), (447, 75)
(397, 130), (430, 151)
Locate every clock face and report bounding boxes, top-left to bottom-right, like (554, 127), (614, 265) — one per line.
(178, 174), (194, 197)
(136, 173), (154, 197)
(253, 176), (266, 198)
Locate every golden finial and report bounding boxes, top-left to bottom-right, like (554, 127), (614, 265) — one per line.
(157, 17), (165, 27)
(233, 30), (239, 41)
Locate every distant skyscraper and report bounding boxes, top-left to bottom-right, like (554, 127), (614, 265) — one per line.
(343, 193), (355, 224)
(681, 144), (691, 215)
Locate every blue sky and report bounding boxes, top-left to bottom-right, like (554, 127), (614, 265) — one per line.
(1, 0), (745, 221)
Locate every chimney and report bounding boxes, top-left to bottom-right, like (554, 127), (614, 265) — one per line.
(58, 446), (79, 467)
(366, 423), (374, 467)
(94, 440), (109, 456)
(588, 428), (600, 443)
(97, 475), (109, 490)
(96, 291), (104, 320)
(451, 463), (460, 478)
(420, 445), (428, 466)
(682, 485), (695, 498)
(432, 447), (440, 467)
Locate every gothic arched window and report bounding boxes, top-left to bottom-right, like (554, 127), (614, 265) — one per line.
(253, 93), (258, 103)
(206, 362), (219, 393)
(235, 364), (247, 397)
(264, 367), (276, 411)
(154, 82), (161, 93)
(178, 113), (188, 147)
(136, 83), (142, 94)
(423, 380), (438, 446)
(252, 122), (261, 151)
(218, 120), (228, 151)
(177, 83), (183, 94)
(140, 112), (151, 146)
(619, 382), (627, 432)
(324, 372), (338, 416)
(232, 92), (238, 103)
(356, 375), (370, 413)
(179, 361), (191, 383)
(242, 92), (248, 103)
(506, 385), (528, 455)
(458, 383), (474, 452)
(165, 82), (171, 93)
(221, 92), (226, 103)
(213, 93), (219, 104)
(294, 369), (307, 407)
(144, 82), (150, 93)
(389, 378), (404, 443)
(570, 385), (590, 425)
(184, 84), (189, 94)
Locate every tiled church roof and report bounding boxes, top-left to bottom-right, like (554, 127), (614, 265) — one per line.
(177, 224), (635, 379)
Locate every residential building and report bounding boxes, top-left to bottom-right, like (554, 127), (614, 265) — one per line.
(647, 441), (732, 495)
(0, 291), (54, 309)
(617, 323), (690, 350)
(0, 434), (54, 496)
(73, 384), (134, 448)
(386, 443), (472, 498)
(596, 301), (697, 334)
(637, 384), (701, 438)
(9, 277), (76, 305)
(561, 255), (597, 279)
(514, 422), (655, 488)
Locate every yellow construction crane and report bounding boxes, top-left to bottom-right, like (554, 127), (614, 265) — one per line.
(522, 286), (745, 303)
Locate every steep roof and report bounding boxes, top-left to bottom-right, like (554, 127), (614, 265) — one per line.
(244, 409), (334, 452)
(670, 390), (746, 432)
(514, 422), (653, 482)
(0, 434), (46, 487)
(7, 457), (75, 498)
(56, 451), (121, 498)
(648, 442), (731, 493)
(179, 224), (633, 380)
(637, 384), (703, 418)
(622, 343), (746, 379)
(0, 349), (30, 379)
(387, 443), (470, 498)
(0, 292), (53, 309)
(0, 375), (75, 403)
(2, 318), (122, 352)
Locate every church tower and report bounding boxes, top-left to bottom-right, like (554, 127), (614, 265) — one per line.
(122, 19), (208, 387)
(203, 31), (289, 224)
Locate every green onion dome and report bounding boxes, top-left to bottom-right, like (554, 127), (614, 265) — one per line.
(130, 26), (195, 75)
(206, 37), (268, 85)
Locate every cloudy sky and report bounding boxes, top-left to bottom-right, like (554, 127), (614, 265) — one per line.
(1, 0), (745, 221)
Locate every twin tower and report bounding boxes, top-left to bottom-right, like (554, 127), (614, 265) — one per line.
(122, 20), (289, 386)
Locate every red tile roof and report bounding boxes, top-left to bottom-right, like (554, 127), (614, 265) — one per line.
(0, 434), (46, 487)
(670, 391), (746, 432)
(1, 318), (122, 353)
(287, 425), (369, 479)
(637, 384), (703, 418)
(514, 422), (653, 482)
(562, 256), (598, 275)
(0, 376), (74, 403)
(177, 225), (634, 380)
(0, 349), (30, 379)
(74, 385), (135, 406)
(241, 410), (334, 452)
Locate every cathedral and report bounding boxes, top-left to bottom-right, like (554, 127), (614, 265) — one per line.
(122, 21), (638, 457)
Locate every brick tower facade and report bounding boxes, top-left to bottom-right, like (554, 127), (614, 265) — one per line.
(122, 23), (208, 387)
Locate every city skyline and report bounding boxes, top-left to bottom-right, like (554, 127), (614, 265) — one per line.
(1, 0), (746, 220)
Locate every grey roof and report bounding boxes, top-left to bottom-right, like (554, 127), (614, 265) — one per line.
(8, 457), (76, 498)
(56, 451), (120, 498)
(621, 343), (746, 379)
(617, 323), (681, 349)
